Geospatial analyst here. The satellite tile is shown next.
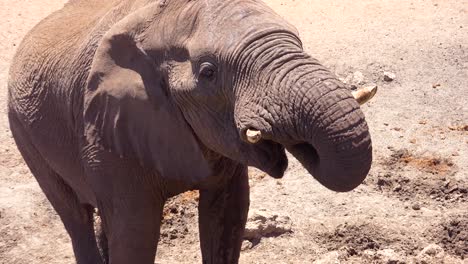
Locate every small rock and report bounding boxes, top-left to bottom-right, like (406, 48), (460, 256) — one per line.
(243, 210), (292, 240)
(418, 244), (444, 257)
(352, 71), (365, 85)
(444, 180), (451, 188)
(362, 249), (376, 257)
(415, 244), (447, 263)
(341, 246), (357, 256)
(341, 71), (365, 89)
(384, 71), (396, 82)
(449, 219), (459, 226)
(376, 249), (404, 264)
(432, 83), (441, 88)
(169, 207), (178, 214)
(448, 186), (459, 193)
(412, 204), (421, 210)
(241, 240), (253, 251)
(377, 178), (388, 187)
(338, 76), (347, 84)
(313, 251), (341, 264)
(393, 184), (402, 192)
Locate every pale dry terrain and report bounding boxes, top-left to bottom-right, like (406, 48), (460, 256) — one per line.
(0, 1), (467, 263)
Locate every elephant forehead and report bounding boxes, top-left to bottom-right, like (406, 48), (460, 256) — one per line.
(189, 0), (299, 51)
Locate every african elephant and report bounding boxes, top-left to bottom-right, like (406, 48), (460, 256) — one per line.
(7, 0), (374, 263)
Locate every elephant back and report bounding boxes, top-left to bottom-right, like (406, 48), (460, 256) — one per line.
(8, 0), (139, 126)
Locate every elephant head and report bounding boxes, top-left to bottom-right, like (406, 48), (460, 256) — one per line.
(84, 0), (374, 192)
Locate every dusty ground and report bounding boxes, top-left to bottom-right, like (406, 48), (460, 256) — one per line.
(0, 0), (467, 263)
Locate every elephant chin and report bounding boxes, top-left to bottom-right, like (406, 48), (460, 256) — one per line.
(248, 140), (288, 179)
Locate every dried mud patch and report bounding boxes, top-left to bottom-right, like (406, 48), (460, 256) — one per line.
(160, 191), (199, 244)
(314, 222), (421, 261)
(425, 214), (468, 259)
(371, 149), (467, 206)
(384, 149), (455, 175)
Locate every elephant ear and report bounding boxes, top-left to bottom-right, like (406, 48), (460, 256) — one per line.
(83, 30), (211, 183)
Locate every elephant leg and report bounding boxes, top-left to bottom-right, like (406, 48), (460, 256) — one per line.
(9, 116), (103, 264)
(100, 193), (164, 264)
(198, 164), (250, 264)
(95, 213), (109, 264)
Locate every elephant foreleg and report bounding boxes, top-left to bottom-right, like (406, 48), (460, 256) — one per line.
(99, 194), (163, 264)
(198, 164), (250, 264)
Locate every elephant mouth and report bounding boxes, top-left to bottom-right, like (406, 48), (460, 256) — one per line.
(286, 142), (320, 175)
(249, 139), (288, 178)
(248, 139), (325, 180)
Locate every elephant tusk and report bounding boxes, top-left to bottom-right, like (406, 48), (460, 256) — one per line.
(352, 85), (378, 105)
(246, 129), (262, 144)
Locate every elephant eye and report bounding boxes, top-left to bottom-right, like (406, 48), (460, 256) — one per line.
(199, 62), (217, 81)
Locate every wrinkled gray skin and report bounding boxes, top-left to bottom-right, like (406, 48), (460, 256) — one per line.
(7, 0), (372, 263)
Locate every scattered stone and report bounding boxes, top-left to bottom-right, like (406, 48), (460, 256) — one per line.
(313, 251), (341, 264)
(341, 71), (366, 89)
(448, 186), (459, 193)
(376, 249), (404, 264)
(418, 244), (444, 257)
(362, 249), (376, 258)
(384, 71), (396, 82)
(340, 246), (357, 256)
(414, 244), (449, 263)
(412, 204), (421, 210)
(241, 240), (253, 251)
(377, 178), (389, 187)
(243, 210), (292, 240)
(352, 71), (365, 85)
(393, 184), (402, 192)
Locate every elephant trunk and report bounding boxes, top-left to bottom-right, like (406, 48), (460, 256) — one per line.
(287, 79), (372, 192)
(257, 55), (372, 192)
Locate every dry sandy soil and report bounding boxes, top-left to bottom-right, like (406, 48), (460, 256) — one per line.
(0, 0), (467, 263)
